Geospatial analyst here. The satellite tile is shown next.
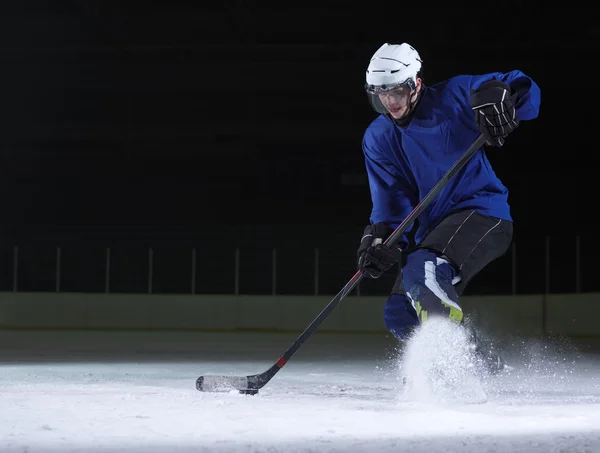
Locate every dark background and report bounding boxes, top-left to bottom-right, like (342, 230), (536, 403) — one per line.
(0, 2), (595, 296)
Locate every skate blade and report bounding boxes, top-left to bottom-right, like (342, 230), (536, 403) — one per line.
(502, 364), (515, 373)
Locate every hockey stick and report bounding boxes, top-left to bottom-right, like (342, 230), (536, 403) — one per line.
(196, 133), (487, 395)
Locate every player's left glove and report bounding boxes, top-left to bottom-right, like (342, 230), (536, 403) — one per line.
(357, 223), (404, 279)
(470, 80), (519, 147)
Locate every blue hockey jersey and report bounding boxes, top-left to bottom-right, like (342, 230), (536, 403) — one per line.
(362, 70), (541, 248)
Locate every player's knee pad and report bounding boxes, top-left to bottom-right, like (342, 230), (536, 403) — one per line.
(402, 248), (464, 323)
(383, 293), (419, 341)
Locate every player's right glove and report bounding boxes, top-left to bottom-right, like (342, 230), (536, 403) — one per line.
(357, 223), (403, 279)
(470, 80), (519, 147)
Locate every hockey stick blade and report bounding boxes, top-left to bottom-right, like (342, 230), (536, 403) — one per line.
(196, 375), (250, 392)
(196, 365), (276, 395)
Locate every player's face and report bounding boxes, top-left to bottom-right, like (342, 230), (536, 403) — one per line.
(377, 85), (413, 119)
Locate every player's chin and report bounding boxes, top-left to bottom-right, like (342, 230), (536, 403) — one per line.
(390, 109), (407, 119)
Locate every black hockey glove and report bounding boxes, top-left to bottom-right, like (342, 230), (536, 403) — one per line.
(470, 80), (519, 147)
(357, 223), (403, 279)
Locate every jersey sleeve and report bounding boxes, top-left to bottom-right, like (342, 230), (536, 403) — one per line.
(362, 133), (416, 248)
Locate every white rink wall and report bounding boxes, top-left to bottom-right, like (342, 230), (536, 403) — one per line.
(0, 292), (598, 338)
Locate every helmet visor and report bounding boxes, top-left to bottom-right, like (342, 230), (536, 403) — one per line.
(365, 80), (414, 95)
(365, 82), (414, 116)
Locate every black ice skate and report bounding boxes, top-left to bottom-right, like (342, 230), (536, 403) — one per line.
(465, 324), (509, 375)
(475, 346), (506, 375)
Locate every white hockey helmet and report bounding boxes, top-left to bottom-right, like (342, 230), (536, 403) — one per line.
(365, 43), (423, 114)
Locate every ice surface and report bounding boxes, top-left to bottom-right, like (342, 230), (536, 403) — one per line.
(1, 329), (599, 452)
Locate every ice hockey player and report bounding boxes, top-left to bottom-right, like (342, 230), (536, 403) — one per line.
(356, 42), (541, 373)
